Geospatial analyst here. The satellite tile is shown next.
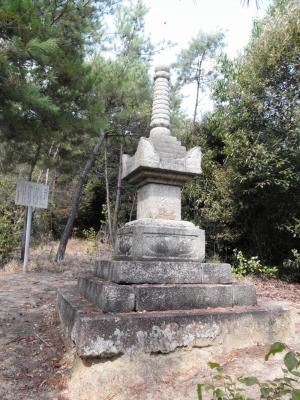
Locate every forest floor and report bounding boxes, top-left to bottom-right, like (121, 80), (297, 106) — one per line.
(0, 239), (300, 400)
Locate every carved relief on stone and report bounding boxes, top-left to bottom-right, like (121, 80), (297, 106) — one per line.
(117, 234), (132, 257)
(143, 234), (195, 259)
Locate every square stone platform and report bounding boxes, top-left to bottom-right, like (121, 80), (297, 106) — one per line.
(57, 287), (292, 358)
(57, 259), (292, 358)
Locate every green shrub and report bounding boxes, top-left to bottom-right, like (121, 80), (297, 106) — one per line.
(0, 209), (21, 266)
(0, 178), (22, 267)
(232, 249), (278, 278)
(281, 249), (300, 282)
(198, 342), (300, 400)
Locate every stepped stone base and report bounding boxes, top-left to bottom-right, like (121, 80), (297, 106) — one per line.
(116, 219), (205, 261)
(57, 287), (292, 358)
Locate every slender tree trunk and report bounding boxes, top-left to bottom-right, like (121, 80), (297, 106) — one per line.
(55, 133), (105, 262)
(20, 144), (41, 261)
(104, 134), (113, 247)
(112, 142), (123, 247)
(192, 79), (201, 126)
(192, 51), (206, 128)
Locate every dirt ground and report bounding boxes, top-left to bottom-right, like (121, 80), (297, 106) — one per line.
(0, 240), (299, 400)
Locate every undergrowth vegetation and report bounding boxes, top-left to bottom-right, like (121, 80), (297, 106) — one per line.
(232, 250), (278, 278)
(198, 342), (300, 400)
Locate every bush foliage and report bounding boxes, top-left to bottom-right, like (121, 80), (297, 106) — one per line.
(198, 342), (300, 400)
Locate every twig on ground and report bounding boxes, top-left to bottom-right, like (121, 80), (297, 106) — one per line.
(4, 336), (22, 345)
(33, 331), (50, 346)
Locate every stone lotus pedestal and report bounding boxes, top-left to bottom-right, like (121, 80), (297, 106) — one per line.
(57, 66), (291, 360)
(115, 219), (205, 262)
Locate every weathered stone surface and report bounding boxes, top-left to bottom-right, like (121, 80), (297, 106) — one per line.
(79, 275), (249, 313)
(121, 139), (201, 184)
(137, 183), (181, 220)
(57, 287), (292, 358)
(78, 276), (135, 313)
(94, 260), (232, 284)
(134, 283), (257, 311)
(116, 218), (205, 261)
(232, 283), (257, 306)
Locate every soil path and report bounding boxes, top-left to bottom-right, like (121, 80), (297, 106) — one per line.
(0, 271), (76, 400)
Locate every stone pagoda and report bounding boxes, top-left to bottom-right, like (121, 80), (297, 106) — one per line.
(58, 66), (290, 359)
(116, 65), (204, 263)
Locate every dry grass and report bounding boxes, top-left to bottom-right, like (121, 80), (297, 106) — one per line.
(1, 238), (112, 274)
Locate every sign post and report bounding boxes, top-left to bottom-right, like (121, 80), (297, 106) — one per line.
(15, 181), (49, 273)
(23, 206), (32, 272)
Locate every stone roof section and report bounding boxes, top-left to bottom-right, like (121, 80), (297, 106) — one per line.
(122, 65), (202, 185)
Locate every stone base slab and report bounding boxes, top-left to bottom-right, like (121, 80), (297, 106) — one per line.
(116, 219), (205, 262)
(95, 260), (232, 284)
(57, 287), (292, 358)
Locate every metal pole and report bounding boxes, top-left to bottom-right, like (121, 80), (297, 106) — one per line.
(23, 206), (32, 273)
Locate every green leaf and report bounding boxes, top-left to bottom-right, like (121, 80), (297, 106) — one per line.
(214, 388), (225, 397)
(239, 376), (259, 386)
(283, 376), (297, 384)
(265, 342), (286, 360)
(260, 386), (270, 398)
(197, 384), (203, 400)
(292, 389), (300, 400)
(208, 362), (221, 369)
(284, 352), (299, 371)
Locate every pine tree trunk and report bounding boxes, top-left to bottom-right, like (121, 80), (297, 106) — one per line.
(55, 133), (105, 262)
(112, 142), (123, 247)
(104, 134), (113, 247)
(192, 51), (206, 129)
(20, 144), (41, 261)
(192, 79), (201, 127)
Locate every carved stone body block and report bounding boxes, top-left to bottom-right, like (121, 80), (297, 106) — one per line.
(137, 183), (181, 220)
(116, 219), (205, 261)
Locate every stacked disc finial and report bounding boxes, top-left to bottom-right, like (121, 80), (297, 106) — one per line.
(150, 65), (170, 133)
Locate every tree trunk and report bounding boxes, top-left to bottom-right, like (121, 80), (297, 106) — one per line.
(192, 51), (206, 129)
(112, 142), (123, 247)
(192, 79), (201, 127)
(20, 144), (41, 261)
(104, 134), (113, 247)
(55, 133), (105, 262)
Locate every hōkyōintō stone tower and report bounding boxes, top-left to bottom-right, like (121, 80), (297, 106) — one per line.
(57, 66), (292, 361)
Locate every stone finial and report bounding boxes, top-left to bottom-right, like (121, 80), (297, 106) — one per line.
(150, 65), (171, 131)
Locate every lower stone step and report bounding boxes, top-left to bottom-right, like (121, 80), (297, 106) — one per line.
(57, 287), (292, 358)
(78, 275), (256, 312)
